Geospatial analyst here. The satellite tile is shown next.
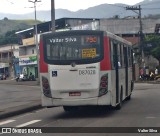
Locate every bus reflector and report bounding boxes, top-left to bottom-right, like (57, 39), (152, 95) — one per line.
(99, 74), (108, 97)
(100, 82), (107, 88)
(42, 76), (52, 98)
(101, 76), (107, 81)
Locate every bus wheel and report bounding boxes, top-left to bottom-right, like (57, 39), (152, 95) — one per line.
(63, 106), (79, 112)
(126, 94), (131, 101)
(115, 91), (123, 110)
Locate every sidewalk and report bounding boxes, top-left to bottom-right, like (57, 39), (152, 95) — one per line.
(0, 78), (42, 119)
(135, 79), (160, 84)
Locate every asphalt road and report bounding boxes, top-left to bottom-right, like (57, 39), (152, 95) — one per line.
(0, 83), (160, 136)
(0, 83), (41, 119)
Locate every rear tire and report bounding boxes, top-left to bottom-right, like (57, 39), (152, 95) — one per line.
(126, 94), (131, 101)
(63, 106), (79, 112)
(115, 91), (123, 110)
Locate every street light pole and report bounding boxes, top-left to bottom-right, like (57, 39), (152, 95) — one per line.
(28, 0), (41, 82)
(126, 5), (145, 67)
(51, 0), (55, 32)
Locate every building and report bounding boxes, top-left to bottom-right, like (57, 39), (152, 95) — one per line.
(0, 44), (19, 78)
(16, 28), (38, 78)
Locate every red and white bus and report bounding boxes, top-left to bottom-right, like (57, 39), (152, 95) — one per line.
(39, 30), (134, 111)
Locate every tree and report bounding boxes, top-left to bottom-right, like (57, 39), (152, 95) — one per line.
(143, 35), (160, 65)
(3, 17), (9, 21)
(0, 30), (18, 45)
(151, 46), (160, 65)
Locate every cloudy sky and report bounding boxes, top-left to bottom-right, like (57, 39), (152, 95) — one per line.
(1, 0), (144, 14)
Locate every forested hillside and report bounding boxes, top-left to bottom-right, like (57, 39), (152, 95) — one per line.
(0, 18), (42, 45)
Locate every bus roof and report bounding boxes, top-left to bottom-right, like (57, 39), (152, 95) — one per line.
(104, 31), (132, 46)
(41, 30), (132, 46)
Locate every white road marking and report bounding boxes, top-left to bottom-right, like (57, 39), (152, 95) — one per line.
(16, 120), (41, 128)
(0, 120), (15, 126)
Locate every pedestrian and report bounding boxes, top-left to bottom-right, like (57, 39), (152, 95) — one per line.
(150, 71), (154, 80)
(145, 67), (150, 80)
(140, 68), (144, 80)
(155, 68), (158, 76)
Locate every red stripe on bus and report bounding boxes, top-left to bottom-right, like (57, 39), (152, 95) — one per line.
(100, 37), (111, 71)
(39, 39), (48, 73)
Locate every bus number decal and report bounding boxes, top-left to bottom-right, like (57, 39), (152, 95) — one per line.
(79, 70), (96, 75)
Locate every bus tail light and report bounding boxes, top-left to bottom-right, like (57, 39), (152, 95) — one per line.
(99, 74), (108, 97)
(42, 76), (52, 98)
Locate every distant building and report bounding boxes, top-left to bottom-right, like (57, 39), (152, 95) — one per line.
(0, 44), (19, 78)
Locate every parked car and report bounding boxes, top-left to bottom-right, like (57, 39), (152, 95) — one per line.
(0, 73), (6, 80)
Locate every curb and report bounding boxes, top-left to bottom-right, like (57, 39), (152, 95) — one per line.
(135, 81), (160, 84)
(0, 80), (40, 86)
(0, 101), (43, 119)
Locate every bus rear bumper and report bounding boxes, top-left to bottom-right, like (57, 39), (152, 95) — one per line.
(42, 93), (111, 107)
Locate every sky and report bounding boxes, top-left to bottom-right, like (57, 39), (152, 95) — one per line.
(0, 0), (144, 14)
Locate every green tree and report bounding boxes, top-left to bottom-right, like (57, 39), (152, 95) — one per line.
(0, 30), (18, 45)
(143, 35), (160, 65)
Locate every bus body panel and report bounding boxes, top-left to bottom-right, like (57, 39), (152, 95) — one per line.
(49, 63), (100, 99)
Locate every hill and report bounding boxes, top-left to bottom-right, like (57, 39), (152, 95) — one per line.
(0, 18), (41, 35)
(0, 0), (160, 36)
(0, 0), (160, 21)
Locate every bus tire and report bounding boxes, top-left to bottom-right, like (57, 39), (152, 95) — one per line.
(115, 91), (123, 110)
(126, 94), (131, 101)
(63, 106), (78, 112)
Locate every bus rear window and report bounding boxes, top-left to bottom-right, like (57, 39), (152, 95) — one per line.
(42, 31), (104, 65)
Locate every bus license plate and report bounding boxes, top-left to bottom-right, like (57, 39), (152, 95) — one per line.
(69, 92), (81, 96)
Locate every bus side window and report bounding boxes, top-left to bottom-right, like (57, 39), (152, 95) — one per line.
(110, 40), (115, 69)
(118, 43), (122, 68)
(121, 44), (124, 68)
(128, 47), (132, 67)
(123, 45), (127, 67)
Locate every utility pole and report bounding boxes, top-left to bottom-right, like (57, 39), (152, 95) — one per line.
(28, 0), (41, 82)
(126, 5), (144, 67)
(51, 0), (55, 32)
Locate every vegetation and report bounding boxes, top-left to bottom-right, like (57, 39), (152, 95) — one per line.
(143, 34), (160, 65)
(0, 18), (41, 45)
(0, 30), (18, 45)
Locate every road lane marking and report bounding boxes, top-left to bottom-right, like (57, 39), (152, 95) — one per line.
(16, 120), (41, 128)
(0, 120), (15, 126)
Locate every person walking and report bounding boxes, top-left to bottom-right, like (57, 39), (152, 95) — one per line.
(140, 68), (144, 80)
(155, 68), (158, 76)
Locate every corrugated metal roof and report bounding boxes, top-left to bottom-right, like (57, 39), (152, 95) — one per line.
(100, 19), (160, 34)
(15, 27), (34, 34)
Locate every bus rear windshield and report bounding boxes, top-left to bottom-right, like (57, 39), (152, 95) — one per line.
(43, 31), (104, 65)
